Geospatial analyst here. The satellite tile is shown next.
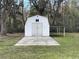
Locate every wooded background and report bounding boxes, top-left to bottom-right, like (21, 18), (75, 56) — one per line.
(0, 0), (79, 36)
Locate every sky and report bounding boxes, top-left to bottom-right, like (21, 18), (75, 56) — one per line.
(24, 0), (30, 7)
(24, 0), (30, 10)
(21, 0), (79, 10)
(16, 0), (30, 10)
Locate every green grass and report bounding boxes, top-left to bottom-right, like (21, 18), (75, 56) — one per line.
(0, 33), (79, 59)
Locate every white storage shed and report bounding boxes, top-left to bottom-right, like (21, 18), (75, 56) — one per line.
(25, 15), (50, 36)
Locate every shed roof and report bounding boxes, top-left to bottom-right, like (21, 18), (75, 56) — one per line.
(28, 15), (48, 20)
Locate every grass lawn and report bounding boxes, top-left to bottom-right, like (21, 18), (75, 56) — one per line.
(0, 33), (79, 59)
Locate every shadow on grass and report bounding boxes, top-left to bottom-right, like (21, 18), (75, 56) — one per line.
(50, 34), (64, 37)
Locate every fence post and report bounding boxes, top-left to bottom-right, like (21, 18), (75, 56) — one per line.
(59, 26), (60, 35)
(57, 26), (58, 35)
(63, 27), (65, 36)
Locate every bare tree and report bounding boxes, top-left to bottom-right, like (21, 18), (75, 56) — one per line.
(19, 0), (25, 25)
(47, 0), (64, 25)
(29, 0), (49, 15)
(0, 0), (7, 35)
(29, 0), (64, 20)
(0, 0), (17, 35)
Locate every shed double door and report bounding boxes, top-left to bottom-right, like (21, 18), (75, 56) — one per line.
(32, 23), (43, 36)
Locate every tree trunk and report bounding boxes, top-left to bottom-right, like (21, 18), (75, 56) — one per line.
(0, 13), (1, 32)
(0, 9), (7, 36)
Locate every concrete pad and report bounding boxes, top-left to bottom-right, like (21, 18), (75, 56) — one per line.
(15, 37), (60, 46)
